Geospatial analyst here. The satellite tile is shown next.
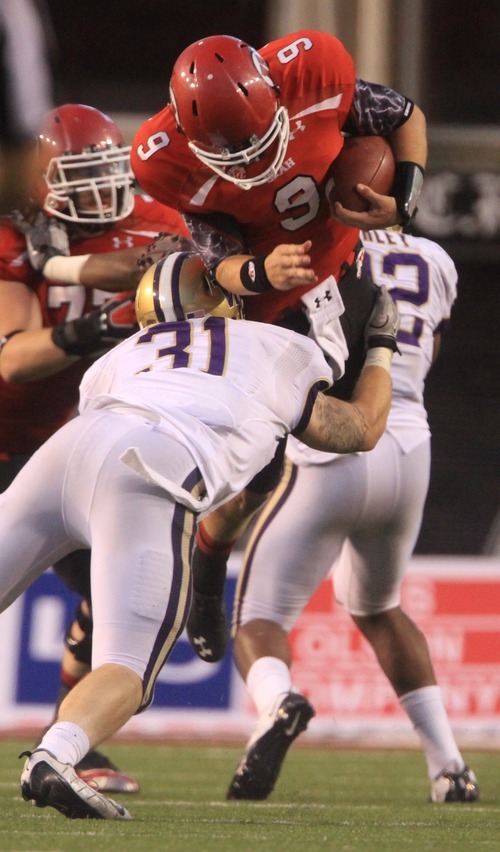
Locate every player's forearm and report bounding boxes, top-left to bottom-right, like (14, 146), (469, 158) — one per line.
(42, 249), (145, 290)
(77, 248), (146, 291)
(301, 364), (392, 453)
(348, 364), (392, 446)
(0, 327), (78, 382)
(215, 241), (317, 294)
(214, 255), (255, 295)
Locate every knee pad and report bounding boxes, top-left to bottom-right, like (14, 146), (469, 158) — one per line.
(65, 599), (93, 665)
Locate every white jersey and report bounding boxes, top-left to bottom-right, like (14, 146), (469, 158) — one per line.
(287, 230), (457, 464)
(235, 234), (458, 629)
(0, 317), (329, 696)
(79, 316), (332, 513)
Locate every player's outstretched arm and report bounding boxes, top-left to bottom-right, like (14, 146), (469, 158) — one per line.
(215, 241), (317, 295)
(300, 285), (399, 453)
(300, 365), (392, 453)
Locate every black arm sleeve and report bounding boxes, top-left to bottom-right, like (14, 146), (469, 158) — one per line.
(343, 78), (414, 137)
(183, 212), (247, 271)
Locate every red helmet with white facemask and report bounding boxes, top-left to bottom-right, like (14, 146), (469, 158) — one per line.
(169, 35), (290, 190)
(35, 104), (134, 224)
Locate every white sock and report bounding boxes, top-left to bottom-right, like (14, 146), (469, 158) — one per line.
(399, 685), (464, 779)
(246, 656), (292, 716)
(36, 721), (90, 767)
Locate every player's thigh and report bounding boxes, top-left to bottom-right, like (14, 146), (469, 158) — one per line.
(87, 429), (197, 680)
(234, 458), (348, 631)
(336, 438), (431, 615)
(0, 428), (80, 610)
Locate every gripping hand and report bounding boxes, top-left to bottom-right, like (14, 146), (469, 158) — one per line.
(365, 285), (400, 352)
(51, 294), (138, 357)
(17, 211), (70, 273)
(137, 232), (194, 273)
(96, 294), (138, 342)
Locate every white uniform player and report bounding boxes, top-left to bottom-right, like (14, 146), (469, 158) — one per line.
(228, 231), (480, 805)
(0, 250), (397, 821)
(0, 294), (332, 667)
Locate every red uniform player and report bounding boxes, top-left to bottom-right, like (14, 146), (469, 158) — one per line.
(0, 103), (189, 792)
(131, 28), (427, 675)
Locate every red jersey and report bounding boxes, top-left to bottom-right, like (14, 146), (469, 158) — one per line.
(131, 30), (360, 323)
(0, 195), (187, 454)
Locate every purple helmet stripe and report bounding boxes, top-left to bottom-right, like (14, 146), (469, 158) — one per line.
(170, 252), (188, 321)
(152, 261), (166, 322)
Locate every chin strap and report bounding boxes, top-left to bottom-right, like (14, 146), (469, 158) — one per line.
(391, 162), (425, 227)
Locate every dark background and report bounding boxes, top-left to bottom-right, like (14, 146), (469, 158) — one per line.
(44, 0), (500, 124)
(45, 0), (268, 113)
(44, 0), (500, 555)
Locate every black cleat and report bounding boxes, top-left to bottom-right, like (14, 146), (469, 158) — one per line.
(431, 765), (479, 803)
(20, 750), (132, 819)
(186, 592), (229, 662)
(227, 693), (315, 800)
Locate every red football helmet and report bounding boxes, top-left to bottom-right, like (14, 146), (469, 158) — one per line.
(169, 35), (290, 190)
(35, 104), (134, 224)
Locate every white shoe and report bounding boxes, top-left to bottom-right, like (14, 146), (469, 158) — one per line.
(431, 765), (479, 803)
(20, 749), (132, 819)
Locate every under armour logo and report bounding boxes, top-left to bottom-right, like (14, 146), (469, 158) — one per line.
(314, 290), (332, 308)
(112, 236), (135, 249)
(192, 636), (213, 659)
(289, 120), (306, 141)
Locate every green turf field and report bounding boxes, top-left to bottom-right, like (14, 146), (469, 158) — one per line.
(0, 741), (498, 851)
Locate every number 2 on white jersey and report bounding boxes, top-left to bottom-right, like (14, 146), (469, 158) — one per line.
(363, 250), (430, 348)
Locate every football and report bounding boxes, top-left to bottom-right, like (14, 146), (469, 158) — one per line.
(326, 136), (395, 213)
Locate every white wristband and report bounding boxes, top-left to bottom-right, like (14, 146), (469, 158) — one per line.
(43, 254), (91, 284)
(364, 347), (393, 374)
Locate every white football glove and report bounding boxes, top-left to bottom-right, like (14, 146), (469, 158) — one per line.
(365, 285), (400, 352)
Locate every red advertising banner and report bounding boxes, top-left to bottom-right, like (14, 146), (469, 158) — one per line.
(287, 557), (500, 742)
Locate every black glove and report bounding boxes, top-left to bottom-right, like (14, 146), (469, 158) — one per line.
(16, 211), (70, 273)
(136, 232), (194, 273)
(365, 285), (400, 353)
(51, 294), (138, 357)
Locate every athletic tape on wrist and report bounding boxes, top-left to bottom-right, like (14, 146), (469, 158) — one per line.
(239, 256), (273, 293)
(43, 254), (91, 284)
(364, 347), (393, 373)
